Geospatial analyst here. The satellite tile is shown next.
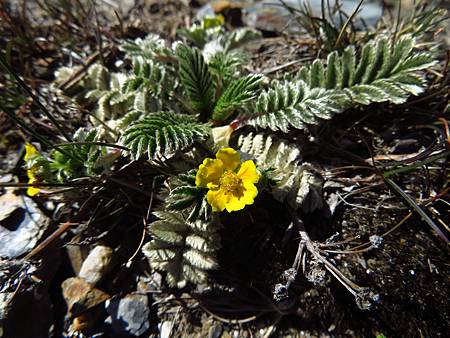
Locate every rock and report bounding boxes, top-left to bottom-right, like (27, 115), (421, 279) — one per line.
(0, 174), (13, 183)
(106, 293), (150, 337)
(208, 324), (223, 338)
(62, 277), (110, 318)
(0, 193), (49, 258)
(243, 0), (383, 34)
(61, 277), (110, 333)
(78, 245), (113, 285)
(243, 0), (295, 33)
(196, 3), (215, 20)
(137, 272), (163, 293)
(159, 321), (173, 338)
(66, 244), (86, 276)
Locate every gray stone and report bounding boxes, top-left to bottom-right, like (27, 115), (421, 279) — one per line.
(243, 0), (383, 33)
(208, 324), (223, 338)
(0, 174), (12, 183)
(0, 193), (49, 258)
(106, 293), (150, 336)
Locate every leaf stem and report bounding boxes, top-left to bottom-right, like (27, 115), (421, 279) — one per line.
(53, 141), (129, 151)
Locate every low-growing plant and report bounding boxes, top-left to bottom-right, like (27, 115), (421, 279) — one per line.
(17, 4), (448, 306)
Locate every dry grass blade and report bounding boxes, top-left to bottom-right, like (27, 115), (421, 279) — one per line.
(334, 0), (364, 48)
(0, 54), (72, 142)
(384, 177), (448, 244)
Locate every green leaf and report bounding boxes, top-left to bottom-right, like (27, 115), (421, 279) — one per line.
(47, 128), (111, 181)
(298, 35), (436, 107)
(120, 111), (210, 161)
(120, 34), (169, 59)
(178, 16), (224, 48)
(213, 74), (263, 121)
(208, 49), (249, 88)
(142, 210), (221, 288)
(243, 80), (346, 132)
(238, 133), (323, 212)
(176, 45), (215, 121)
(225, 28), (262, 50)
(396, 3), (448, 41)
(165, 170), (211, 222)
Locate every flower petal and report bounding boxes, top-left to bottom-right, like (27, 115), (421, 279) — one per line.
(27, 186), (40, 196)
(195, 158), (224, 188)
(237, 160), (260, 184)
(224, 195), (247, 212)
(241, 181), (258, 203)
(224, 181), (258, 212)
(216, 148), (240, 171)
(24, 143), (38, 161)
(206, 188), (230, 212)
(27, 175), (40, 196)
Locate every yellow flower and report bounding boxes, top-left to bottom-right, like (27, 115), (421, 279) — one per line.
(24, 143), (38, 161)
(202, 15), (225, 29)
(24, 143), (41, 196)
(196, 148), (260, 212)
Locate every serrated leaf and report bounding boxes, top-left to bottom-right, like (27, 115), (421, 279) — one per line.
(120, 34), (169, 59)
(297, 35), (435, 110)
(238, 133), (323, 212)
(213, 74), (263, 121)
(142, 210), (221, 288)
(120, 111), (210, 161)
(184, 249), (218, 270)
(176, 45), (215, 120)
(225, 28), (261, 50)
(243, 80), (346, 132)
(164, 171), (211, 221)
(48, 127), (111, 182)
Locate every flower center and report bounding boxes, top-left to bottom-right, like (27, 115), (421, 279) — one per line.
(219, 171), (242, 194)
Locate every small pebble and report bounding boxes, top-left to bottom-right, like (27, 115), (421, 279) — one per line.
(106, 293), (150, 337)
(78, 245), (113, 285)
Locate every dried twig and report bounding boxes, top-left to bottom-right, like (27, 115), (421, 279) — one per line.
(274, 208), (379, 310)
(24, 222), (77, 260)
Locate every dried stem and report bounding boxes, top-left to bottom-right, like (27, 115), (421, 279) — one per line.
(273, 208), (378, 309)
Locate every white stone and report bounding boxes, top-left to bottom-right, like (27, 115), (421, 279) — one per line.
(78, 245), (113, 285)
